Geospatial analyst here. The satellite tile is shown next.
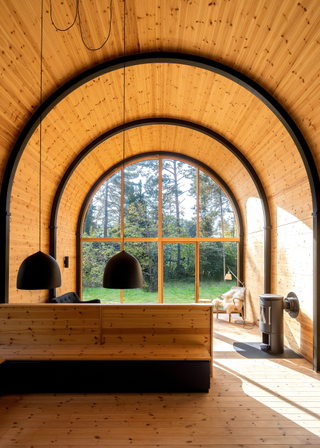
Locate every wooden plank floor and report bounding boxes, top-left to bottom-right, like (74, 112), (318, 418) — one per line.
(0, 315), (319, 447)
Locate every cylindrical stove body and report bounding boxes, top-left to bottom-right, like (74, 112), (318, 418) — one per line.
(259, 294), (284, 354)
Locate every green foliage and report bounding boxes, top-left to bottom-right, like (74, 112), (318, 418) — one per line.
(82, 158), (238, 299)
(199, 171), (236, 238)
(82, 280), (237, 304)
(82, 242), (120, 288)
(83, 171), (121, 238)
(125, 242), (158, 292)
(162, 159), (197, 238)
(163, 243), (195, 281)
(124, 160), (158, 238)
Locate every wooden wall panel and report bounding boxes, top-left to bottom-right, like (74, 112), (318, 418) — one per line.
(55, 126), (260, 301)
(0, 304), (212, 362)
(1, 0), (319, 186)
(244, 197), (264, 323)
(55, 230), (76, 299)
(101, 305), (212, 354)
(273, 205), (313, 362)
(0, 305), (100, 345)
(1, 0), (319, 365)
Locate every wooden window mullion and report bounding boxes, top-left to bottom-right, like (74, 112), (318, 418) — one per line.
(158, 157), (163, 303)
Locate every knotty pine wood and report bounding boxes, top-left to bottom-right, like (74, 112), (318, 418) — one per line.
(0, 304), (213, 365)
(0, 343), (211, 362)
(54, 129), (257, 297)
(101, 305), (212, 355)
(0, 316), (319, 447)
(1, 1), (319, 187)
(1, 0), (317, 367)
(244, 197), (264, 324)
(0, 304), (100, 345)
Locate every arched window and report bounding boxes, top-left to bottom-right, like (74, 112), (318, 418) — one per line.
(81, 157), (239, 303)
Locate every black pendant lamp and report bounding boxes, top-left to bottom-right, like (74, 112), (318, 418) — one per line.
(17, 251), (61, 290)
(17, 0), (61, 290)
(103, 250), (143, 289)
(103, 0), (142, 290)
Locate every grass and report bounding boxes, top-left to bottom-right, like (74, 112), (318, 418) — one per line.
(82, 280), (237, 304)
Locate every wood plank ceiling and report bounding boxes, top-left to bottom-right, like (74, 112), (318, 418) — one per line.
(0, 0), (319, 306)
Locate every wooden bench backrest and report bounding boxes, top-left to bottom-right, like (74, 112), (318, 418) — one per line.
(0, 304), (213, 354)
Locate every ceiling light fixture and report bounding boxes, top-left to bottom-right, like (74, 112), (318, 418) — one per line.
(103, 0), (143, 289)
(17, 0), (61, 290)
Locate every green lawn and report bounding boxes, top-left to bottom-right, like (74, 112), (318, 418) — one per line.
(82, 280), (237, 304)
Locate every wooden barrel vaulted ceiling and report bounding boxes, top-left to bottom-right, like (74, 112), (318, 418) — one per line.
(1, 0), (320, 364)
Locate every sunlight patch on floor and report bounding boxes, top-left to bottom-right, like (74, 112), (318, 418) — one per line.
(213, 315), (320, 437)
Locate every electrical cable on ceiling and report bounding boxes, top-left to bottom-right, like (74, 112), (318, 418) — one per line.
(49, 0), (113, 51)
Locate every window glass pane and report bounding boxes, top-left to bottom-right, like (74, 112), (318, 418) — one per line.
(222, 196), (237, 238)
(199, 242), (238, 300)
(123, 242), (158, 303)
(82, 241), (121, 303)
(81, 157), (240, 304)
(124, 160), (159, 238)
(83, 171), (121, 237)
(163, 243), (195, 303)
(162, 160), (197, 237)
(199, 171), (236, 238)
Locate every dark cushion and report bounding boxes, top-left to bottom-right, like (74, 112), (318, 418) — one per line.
(51, 292), (100, 304)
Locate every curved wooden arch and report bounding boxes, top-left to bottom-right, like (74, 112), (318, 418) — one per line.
(74, 151), (245, 297)
(1, 52), (319, 370)
(2, 52), (319, 211)
(49, 118), (271, 298)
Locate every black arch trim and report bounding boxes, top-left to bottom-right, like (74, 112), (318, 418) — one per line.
(49, 118), (271, 231)
(1, 52), (319, 370)
(2, 52), (319, 213)
(48, 118), (271, 299)
(74, 151), (245, 297)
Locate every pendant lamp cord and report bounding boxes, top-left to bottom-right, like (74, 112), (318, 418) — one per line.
(39, 0), (44, 252)
(123, 0), (125, 162)
(49, 0), (113, 52)
(122, 0), (126, 252)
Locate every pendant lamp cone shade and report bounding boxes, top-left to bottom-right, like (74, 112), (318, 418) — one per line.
(17, 251), (61, 290)
(103, 250), (143, 289)
(225, 271), (232, 281)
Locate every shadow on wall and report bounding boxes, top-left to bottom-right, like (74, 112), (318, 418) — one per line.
(245, 250), (262, 323)
(277, 206), (313, 362)
(245, 198), (313, 361)
(245, 197), (264, 323)
(284, 314), (313, 361)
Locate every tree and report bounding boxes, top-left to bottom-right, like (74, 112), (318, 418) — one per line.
(82, 159), (238, 296)
(162, 160), (196, 274)
(83, 202), (95, 236)
(83, 171), (121, 238)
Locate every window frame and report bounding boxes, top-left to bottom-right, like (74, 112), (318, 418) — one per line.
(80, 155), (241, 303)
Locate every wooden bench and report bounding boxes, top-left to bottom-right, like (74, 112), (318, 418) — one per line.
(0, 303), (213, 393)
